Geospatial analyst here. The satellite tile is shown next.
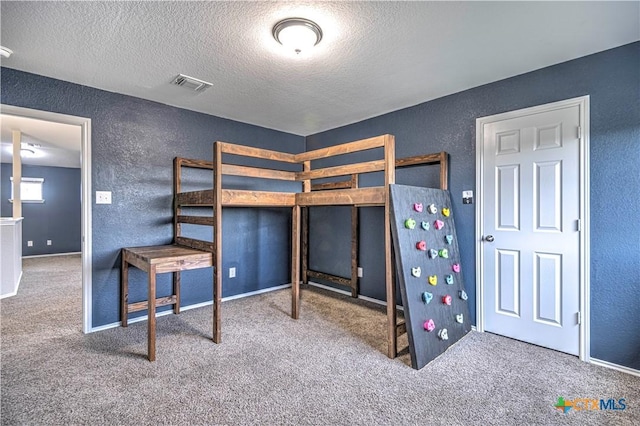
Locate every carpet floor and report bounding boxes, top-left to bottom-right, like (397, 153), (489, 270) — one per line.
(1, 254), (638, 425)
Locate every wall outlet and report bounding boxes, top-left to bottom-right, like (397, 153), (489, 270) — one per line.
(229, 267), (236, 278)
(96, 191), (112, 204)
(47, 240), (52, 246)
(27, 240), (33, 247)
(357, 267), (363, 278)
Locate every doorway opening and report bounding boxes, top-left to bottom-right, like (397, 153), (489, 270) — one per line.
(1, 104), (92, 333)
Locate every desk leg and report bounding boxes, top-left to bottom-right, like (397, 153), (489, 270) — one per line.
(148, 265), (157, 362)
(173, 271), (181, 315)
(121, 250), (129, 327)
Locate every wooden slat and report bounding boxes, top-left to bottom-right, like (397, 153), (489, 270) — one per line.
(295, 187), (385, 207)
(176, 215), (214, 226)
(174, 158), (182, 243)
(221, 189), (296, 207)
(307, 270), (352, 288)
(127, 295), (178, 313)
(174, 237), (214, 253)
(217, 141), (298, 163)
(176, 157), (214, 170)
(296, 159), (385, 181)
(177, 190), (213, 206)
(294, 135), (388, 162)
(396, 321), (407, 337)
(213, 142), (223, 344)
(395, 153), (442, 168)
(384, 134), (397, 359)
(350, 204), (358, 298)
(221, 164), (297, 181)
(291, 205), (301, 320)
(439, 151), (449, 191)
(310, 180), (353, 191)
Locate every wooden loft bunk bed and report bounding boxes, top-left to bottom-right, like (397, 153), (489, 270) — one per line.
(301, 151), (449, 298)
(122, 134), (398, 361)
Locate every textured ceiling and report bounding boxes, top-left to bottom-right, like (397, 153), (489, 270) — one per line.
(1, 1), (639, 136)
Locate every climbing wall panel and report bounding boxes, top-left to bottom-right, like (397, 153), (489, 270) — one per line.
(389, 184), (471, 370)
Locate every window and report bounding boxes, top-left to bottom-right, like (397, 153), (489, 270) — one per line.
(9, 177), (45, 203)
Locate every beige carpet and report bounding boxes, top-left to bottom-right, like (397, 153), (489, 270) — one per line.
(1, 254), (638, 425)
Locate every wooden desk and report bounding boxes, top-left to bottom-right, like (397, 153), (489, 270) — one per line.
(121, 245), (213, 361)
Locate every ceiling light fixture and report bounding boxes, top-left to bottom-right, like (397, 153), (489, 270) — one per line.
(20, 148), (35, 157)
(273, 18), (322, 55)
(1, 46), (13, 58)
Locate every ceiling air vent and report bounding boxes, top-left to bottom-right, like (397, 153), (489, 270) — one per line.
(171, 74), (212, 92)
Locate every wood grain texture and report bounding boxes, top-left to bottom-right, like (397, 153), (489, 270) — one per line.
(294, 135), (388, 162)
(222, 164), (296, 181)
(148, 265), (157, 362)
(295, 187), (385, 207)
(306, 270), (352, 288)
(295, 160), (385, 181)
(218, 141), (298, 163)
(310, 181), (353, 191)
(176, 215), (215, 226)
(384, 134), (397, 359)
(213, 142), (223, 343)
(221, 190), (296, 207)
(291, 205), (301, 319)
(173, 237), (215, 255)
(127, 295), (178, 313)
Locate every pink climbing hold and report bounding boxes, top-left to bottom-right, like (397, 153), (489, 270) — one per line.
(452, 263), (461, 273)
(442, 295), (452, 305)
(434, 220), (445, 230)
(423, 319), (435, 332)
(414, 203), (423, 213)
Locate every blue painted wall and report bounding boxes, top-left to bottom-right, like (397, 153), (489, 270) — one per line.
(306, 42), (640, 370)
(1, 68), (305, 327)
(1, 42), (637, 369)
(1, 164), (81, 255)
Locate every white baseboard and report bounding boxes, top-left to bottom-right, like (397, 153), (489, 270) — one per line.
(23, 252), (81, 259)
(590, 358), (640, 377)
(307, 281), (404, 311)
(89, 283), (292, 333)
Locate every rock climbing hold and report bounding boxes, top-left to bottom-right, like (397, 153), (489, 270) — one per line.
(442, 294), (452, 305)
(434, 220), (445, 230)
(442, 207), (451, 217)
(428, 249), (439, 259)
(459, 290), (468, 300)
(414, 203), (423, 213)
(452, 263), (461, 273)
(416, 241), (427, 251)
(455, 314), (464, 324)
(422, 291), (433, 304)
(411, 266), (421, 278)
(427, 204), (438, 214)
(404, 218), (416, 229)
(445, 235), (453, 245)
(438, 328), (449, 340)
(445, 274), (454, 285)
(439, 248), (449, 258)
(428, 275), (437, 286)
(421, 221), (430, 231)
(424, 319), (436, 332)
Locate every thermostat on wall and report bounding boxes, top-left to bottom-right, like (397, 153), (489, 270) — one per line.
(462, 190), (473, 204)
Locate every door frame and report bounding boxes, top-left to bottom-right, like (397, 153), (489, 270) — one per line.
(474, 96), (590, 361)
(1, 104), (93, 333)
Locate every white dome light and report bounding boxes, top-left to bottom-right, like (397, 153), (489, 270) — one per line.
(273, 18), (322, 55)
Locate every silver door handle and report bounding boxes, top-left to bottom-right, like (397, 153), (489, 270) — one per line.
(484, 235), (495, 242)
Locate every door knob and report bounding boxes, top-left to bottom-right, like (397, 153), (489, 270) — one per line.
(485, 235), (495, 242)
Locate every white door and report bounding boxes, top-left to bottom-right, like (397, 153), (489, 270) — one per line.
(478, 98), (587, 356)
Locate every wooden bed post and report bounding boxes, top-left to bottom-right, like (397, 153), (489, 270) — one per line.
(301, 161), (311, 286)
(350, 174), (359, 298)
(212, 142), (223, 343)
(384, 135), (396, 359)
(292, 205), (301, 319)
